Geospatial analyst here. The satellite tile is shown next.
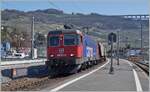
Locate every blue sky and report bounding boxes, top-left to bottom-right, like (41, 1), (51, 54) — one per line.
(1, 0), (149, 15)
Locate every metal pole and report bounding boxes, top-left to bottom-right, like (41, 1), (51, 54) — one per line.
(140, 16), (143, 61)
(125, 37), (128, 58)
(140, 16), (143, 49)
(31, 16), (34, 59)
(109, 35), (114, 74)
(117, 30), (120, 65)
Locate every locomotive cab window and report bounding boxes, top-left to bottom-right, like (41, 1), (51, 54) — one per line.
(64, 34), (80, 45)
(48, 36), (60, 46)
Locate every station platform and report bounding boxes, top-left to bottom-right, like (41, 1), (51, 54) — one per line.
(1, 59), (46, 70)
(51, 59), (149, 91)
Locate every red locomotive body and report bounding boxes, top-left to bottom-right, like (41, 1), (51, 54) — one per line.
(46, 29), (106, 76)
(46, 30), (84, 75)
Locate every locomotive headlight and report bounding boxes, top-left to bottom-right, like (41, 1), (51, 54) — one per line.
(50, 54), (54, 57)
(70, 54), (74, 56)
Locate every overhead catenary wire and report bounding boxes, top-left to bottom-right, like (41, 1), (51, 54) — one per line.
(48, 0), (61, 10)
(72, 0), (85, 14)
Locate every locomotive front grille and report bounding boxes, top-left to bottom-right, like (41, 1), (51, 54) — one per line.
(47, 58), (77, 66)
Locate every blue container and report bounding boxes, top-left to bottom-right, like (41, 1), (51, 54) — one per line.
(27, 65), (49, 77)
(83, 35), (97, 58)
(1, 69), (12, 78)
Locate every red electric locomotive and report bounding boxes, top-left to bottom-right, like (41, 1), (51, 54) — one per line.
(46, 29), (106, 76)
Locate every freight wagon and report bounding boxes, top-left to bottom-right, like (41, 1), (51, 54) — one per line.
(46, 29), (106, 77)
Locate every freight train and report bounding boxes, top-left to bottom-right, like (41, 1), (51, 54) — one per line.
(46, 29), (106, 76)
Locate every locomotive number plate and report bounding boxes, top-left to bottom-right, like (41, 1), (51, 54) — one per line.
(59, 48), (64, 53)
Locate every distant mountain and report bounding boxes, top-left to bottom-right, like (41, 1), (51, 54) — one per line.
(2, 9), (26, 20)
(2, 8), (149, 30)
(29, 9), (64, 14)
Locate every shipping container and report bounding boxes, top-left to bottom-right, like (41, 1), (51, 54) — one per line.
(83, 35), (97, 60)
(27, 65), (49, 77)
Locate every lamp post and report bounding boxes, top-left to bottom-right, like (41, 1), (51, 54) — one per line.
(117, 30), (120, 65)
(31, 16), (35, 59)
(109, 35), (114, 74)
(140, 16), (143, 49)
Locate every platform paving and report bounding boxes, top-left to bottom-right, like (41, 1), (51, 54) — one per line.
(58, 59), (149, 91)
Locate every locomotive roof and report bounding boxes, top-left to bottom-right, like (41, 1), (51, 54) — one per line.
(48, 29), (82, 35)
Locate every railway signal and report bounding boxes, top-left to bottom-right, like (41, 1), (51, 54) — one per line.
(108, 32), (117, 43)
(108, 32), (117, 74)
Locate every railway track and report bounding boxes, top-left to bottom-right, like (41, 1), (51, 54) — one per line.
(1, 75), (73, 91)
(134, 62), (149, 75)
(2, 77), (49, 91)
(1, 60), (106, 91)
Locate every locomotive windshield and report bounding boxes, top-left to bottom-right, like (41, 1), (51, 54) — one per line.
(49, 36), (60, 46)
(64, 34), (80, 45)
